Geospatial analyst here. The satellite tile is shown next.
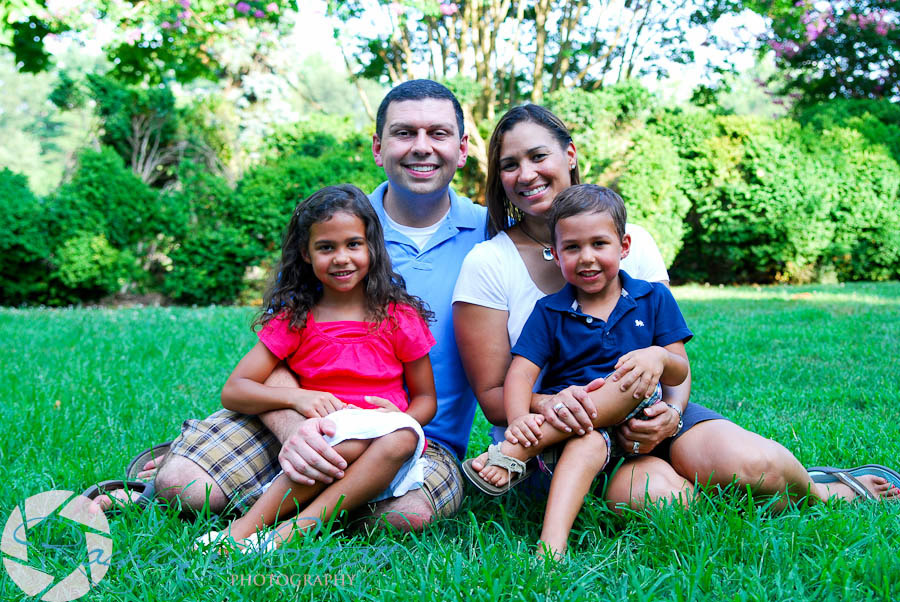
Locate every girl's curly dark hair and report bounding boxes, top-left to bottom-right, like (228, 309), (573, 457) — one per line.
(254, 184), (433, 331)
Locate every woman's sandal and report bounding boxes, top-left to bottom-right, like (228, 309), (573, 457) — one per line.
(462, 443), (529, 496)
(808, 464), (900, 501)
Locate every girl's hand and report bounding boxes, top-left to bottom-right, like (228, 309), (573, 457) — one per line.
(611, 346), (667, 400)
(505, 413), (545, 447)
(365, 396), (401, 413)
(290, 389), (347, 418)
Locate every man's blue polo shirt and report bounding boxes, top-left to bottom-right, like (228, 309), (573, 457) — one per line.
(511, 271), (692, 395)
(369, 182), (487, 460)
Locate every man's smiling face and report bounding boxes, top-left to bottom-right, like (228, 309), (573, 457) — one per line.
(372, 98), (468, 202)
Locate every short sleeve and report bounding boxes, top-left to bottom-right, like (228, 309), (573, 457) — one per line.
(390, 304), (437, 362)
(452, 241), (508, 311)
(623, 223), (669, 283)
(257, 313), (303, 359)
(650, 284), (693, 347)
(510, 301), (555, 369)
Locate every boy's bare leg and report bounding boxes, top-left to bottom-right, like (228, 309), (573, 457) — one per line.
(273, 429), (419, 546)
(227, 439), (370, 541)
(537, 430), (609, 559)
(475, 379), (647, 487)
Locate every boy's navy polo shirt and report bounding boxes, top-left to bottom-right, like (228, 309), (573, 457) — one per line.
(368, 182), (487, 460)
(511, 270), (692, 395)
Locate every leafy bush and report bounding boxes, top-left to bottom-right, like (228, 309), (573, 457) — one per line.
(617, 131), (690, 266)
(0, 169), (49, 304)
(671, 115), (900, 283)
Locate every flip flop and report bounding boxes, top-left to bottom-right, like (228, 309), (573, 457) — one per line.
(462, 443), (529, 496)
(807, 465), (900, 501)
(126, 441), (172, 481)
(82, 479), (156, 510)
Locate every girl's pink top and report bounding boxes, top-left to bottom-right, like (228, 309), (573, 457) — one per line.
(257, 303), (435, 412)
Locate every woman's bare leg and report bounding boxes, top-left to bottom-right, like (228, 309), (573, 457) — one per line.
(604, 455), (693, 512)
(537, 430), (609, 559)
(669, 420), (900, 507)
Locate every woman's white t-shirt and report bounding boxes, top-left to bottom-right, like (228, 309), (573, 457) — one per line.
(451, 224), (668, 348)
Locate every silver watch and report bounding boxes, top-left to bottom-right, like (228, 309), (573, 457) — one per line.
(665, 403), (684, 436)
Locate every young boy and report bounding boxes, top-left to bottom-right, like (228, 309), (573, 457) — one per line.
(463, 184), (692, 559)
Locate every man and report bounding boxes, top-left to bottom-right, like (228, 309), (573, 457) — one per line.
(149, 80), (486, 530)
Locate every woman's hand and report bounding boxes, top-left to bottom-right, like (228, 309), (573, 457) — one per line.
(615, 401), (680, 454)
(534, 377), (605, 436)
(365, 396), (401, 413)
(505, 413), (546, 447)
(289, 389), (347, 418)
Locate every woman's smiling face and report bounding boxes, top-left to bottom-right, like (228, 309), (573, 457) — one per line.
(498, 121), (576, 219)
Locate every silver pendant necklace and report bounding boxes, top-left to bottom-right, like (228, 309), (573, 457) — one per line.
(518, 222), (554, 261)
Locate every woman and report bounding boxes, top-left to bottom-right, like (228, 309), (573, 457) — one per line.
(452, 104), (898, 509)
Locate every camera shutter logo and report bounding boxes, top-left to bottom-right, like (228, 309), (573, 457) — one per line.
(2, 490), (113, 602)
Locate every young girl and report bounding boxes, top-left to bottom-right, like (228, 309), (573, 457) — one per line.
(200, 184), (437, 551)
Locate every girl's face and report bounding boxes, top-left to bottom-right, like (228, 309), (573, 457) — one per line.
(498, 121), (576, 220)
(303, 211), (371, 296)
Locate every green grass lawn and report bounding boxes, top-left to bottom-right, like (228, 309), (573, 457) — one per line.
(2, 282), (900, 601)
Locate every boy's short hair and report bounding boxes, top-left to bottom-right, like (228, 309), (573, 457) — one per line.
(548, 184), (627, 245)
(375, 79), (465, 138)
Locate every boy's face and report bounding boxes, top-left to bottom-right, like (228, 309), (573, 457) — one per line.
(552, 211), (631, 299)
(372, 98), (468, 201)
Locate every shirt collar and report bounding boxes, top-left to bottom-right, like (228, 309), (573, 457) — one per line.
(368, 181), (481, 232)
(543, 270), (652, 314)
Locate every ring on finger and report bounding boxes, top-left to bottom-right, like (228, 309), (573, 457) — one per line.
(632, 440), (640, 454)
(553, 402), (566, 413)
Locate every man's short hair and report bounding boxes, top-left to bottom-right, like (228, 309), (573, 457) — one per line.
(375, 79), (465, 138)
(548, 184), (627, 245)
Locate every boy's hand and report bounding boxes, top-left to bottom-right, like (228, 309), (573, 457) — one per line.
(611, 346), (666, 400)
(365, 395), (401, 412)
(505, 413), (545, 447)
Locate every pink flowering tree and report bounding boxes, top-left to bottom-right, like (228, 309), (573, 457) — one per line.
(1, 0), (298, 83)
(731, 0), (899, 102)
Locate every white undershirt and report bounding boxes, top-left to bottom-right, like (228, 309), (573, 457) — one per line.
(382, 207), (451, 250)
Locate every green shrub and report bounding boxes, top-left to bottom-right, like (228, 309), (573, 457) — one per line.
(163, 226), (258, 304)
(0, 169), (49, 304)
(50, 147), (162, 249)
(54, 232), (136, 296)
(236, 146), (384, 252)
(618, 131), (690, 266)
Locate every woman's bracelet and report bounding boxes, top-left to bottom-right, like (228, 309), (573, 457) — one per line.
(665, 403), (684, 437)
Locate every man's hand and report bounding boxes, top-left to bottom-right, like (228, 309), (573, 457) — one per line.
(278, 417), (347, 486)
(610, 346), (667, 400)
(289, 389), (347, 418)
(535, 377), (605, 436)
(615, 401), (680, 454)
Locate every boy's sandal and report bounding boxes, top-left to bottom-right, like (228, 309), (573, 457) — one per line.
(808, 464), (900, 501)
(462, 443), (529, 497)
(82, 479), (155, 511)
(126, 440), (173, 481)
